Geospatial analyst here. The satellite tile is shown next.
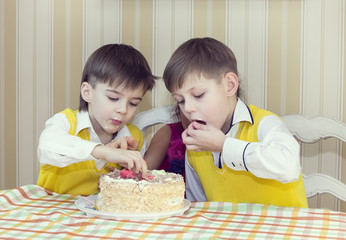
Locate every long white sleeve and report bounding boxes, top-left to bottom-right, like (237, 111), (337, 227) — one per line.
(222, 115), (301, 183)
(37, 112), (101, 168)
(38, 111), (146, 169)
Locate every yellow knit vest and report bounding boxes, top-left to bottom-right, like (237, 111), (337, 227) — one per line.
(37, 108), (144, 195)
(187, 105), (308, 207)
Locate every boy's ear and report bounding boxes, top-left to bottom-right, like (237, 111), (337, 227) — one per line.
(224, 72), (239, 96)
(80, 82), (92, 102)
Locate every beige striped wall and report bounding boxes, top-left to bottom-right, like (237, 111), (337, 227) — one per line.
(1, 0), (345, 211)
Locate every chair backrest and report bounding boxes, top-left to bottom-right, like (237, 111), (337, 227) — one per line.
(132, 105), (177, 152)
(281, 114), (346, 205)
(133, 105), (176, 136)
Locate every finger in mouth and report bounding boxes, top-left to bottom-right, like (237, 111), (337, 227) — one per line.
(193, 120), (207, 125)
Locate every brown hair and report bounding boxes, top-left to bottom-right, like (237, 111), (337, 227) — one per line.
(163, 37), (240, 97)
(79, 44), (157, 111)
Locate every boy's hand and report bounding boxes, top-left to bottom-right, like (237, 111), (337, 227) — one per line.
(92, 145), (148, 178)
(182, 121), (226, 152)
(107, 136), (139, 151)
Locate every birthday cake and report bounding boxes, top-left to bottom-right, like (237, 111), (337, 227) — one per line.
(96, 169), (185, 213)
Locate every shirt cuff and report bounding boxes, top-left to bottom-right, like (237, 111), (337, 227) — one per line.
(86, 143), (109, 170)
(222, 137), (250, 171)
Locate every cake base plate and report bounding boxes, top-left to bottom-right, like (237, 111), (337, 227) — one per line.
(75, 194), (191, 220)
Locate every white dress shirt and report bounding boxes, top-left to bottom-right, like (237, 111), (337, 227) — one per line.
(185, 99), (301, 201)
(37, 110), (145, 170)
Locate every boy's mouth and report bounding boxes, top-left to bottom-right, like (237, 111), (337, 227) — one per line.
(192, 119), (207, 125)
(111, 119), (122, 125)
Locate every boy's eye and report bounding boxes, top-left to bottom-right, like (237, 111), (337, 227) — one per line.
(108, 97), (119, 101)
(129, 102), (139, 107)
(194, 93), (204, 98)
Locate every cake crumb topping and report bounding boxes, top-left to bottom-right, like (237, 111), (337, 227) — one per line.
(105, 169), (183, 183)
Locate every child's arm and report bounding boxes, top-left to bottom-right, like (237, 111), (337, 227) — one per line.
(182, 115), (300, 183)
(91, 145), (148, 178)
(38, 112), (101, 167)
(222, 115), (300, 183)
(144, 125), (171, 170)
(38, 112), (147, 176)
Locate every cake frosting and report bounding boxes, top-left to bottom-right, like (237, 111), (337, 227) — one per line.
(96, 169), (185, 213)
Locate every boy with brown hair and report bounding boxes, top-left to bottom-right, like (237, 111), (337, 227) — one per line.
(37, 44), (157, 195)
(163, 37), (307, 207)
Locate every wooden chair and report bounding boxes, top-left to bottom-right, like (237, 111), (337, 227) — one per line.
(133, 105), (176, 135)
(133, 105), (176, 150)
(282, 114), (346, 210)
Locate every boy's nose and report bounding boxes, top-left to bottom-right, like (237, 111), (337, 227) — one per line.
(116, 102), (127, 114)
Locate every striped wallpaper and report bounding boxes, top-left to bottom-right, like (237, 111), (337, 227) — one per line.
(0, 0), (345, 211)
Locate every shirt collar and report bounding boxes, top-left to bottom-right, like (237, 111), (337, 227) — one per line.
(76, 110), (93, 134)
(231, 98), (254, 126)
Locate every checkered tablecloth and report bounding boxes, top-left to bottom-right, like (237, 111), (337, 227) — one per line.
(1, 185), (346, 239)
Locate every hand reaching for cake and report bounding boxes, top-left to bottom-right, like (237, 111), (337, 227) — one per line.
(106, 136), (148, 178)
(91, 145), (148, 179)
(107, 136), (139, 151)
